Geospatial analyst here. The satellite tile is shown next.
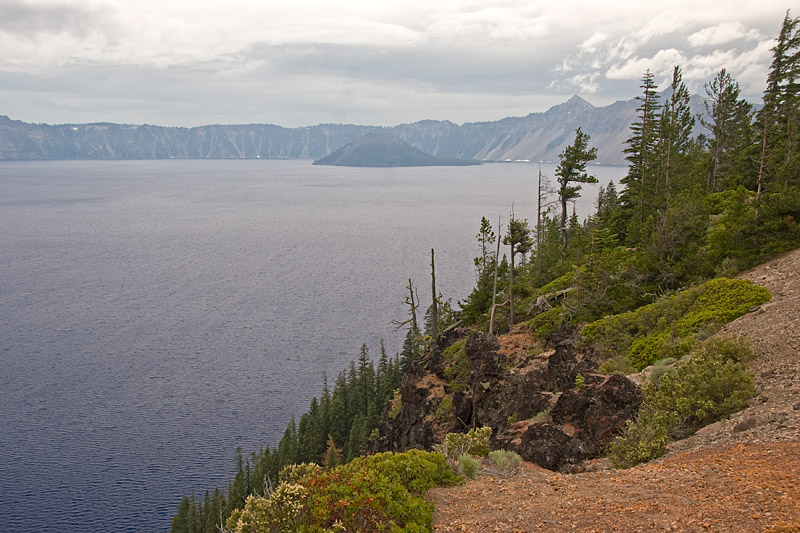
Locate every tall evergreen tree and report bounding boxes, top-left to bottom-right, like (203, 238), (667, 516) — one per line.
(475, 216), (496, 280)
(700, 68), (754, 191)
(555, 127), (598, 253)
(621, 69), (662, 244)
(758, 10), (800, 195)
(502, 213), (532, 326)
(658, 66), (696, 204)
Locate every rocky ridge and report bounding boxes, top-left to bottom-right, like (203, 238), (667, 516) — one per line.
(427, 248), (800, 532)
(368, 325), (642, 472)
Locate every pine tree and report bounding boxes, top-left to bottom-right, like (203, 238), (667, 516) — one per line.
(357, 344), (375, 414)
(555, 127), (598, 253)
(621, 69), (662, 244)
(758, 10), (800, 195)
(700, 68), (754, 192)
(475, 216), (496, 280)
(502, 213), (532, 326)
(658, 66), (696, 205)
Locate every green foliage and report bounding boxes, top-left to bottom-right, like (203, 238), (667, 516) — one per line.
(279, 463), (322, 485)
(556, 127), (598, 251)
(436, 396), (453, 418)
(442, 339), (470, 393)
(527, 307), (569, 340)
(573, 373), (585, 390)
(388, 388), (403, 419)
(226, 450), (461, 533)
(609, 336), (756, 467)
(435, 427), (492, 470)
(458, 454), (481, 479)
(675, 278), (771, 334)
(581, 277), (770, 370)
(227, 484), (309, 533)
(486, 450), (522, 478)
(597, 356), (636, 376)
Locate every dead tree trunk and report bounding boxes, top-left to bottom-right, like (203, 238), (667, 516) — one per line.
(430, 248), (438, 340)
(489, 216), (502, 336)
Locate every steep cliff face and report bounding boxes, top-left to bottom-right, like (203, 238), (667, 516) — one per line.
(367, 328), (642, 472)
(1, 92), (706, 164)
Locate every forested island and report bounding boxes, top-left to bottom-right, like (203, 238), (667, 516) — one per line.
(171, 12), (800, 532)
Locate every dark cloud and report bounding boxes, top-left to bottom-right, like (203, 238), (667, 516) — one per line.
(0, 1), (111, 36)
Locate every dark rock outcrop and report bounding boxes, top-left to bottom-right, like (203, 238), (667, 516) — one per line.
(368, 330), (643, 471)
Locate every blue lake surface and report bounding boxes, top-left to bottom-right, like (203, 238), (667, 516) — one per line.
(0, 159), (625, 532)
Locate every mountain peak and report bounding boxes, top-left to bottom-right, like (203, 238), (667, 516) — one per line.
(563, 94), (594, 109)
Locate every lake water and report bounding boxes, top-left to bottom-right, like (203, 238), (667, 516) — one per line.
(0, 159), (626, 532)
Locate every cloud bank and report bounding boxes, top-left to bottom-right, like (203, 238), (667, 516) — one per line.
(0, 0), (789, 126)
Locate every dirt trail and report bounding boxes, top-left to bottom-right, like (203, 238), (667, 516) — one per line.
(429, 250), (800, 532)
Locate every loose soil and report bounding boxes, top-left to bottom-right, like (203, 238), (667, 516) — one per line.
(429, 249), (800, 532)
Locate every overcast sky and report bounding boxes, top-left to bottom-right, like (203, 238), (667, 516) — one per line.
(0, 0), (791, 127)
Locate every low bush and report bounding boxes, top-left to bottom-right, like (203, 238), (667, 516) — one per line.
(435, 427), (492, 470)
(486, 450), (522, 478)
(526, 307), (569, 341)
(609, 336), (756, 467)
(581, 278), (769, 370)
(458, 454), (481, 479)
(226, 450), (461, 533)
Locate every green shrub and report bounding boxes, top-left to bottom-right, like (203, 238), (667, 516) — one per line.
(227, 450), (461, 533)
(597, 356), (636, 375)
(458, 454), (481, 479)
(436, 396), (453, 418)
(279, 462), (322, 484)
(442, 339), (470, 393)
(527, 307), (569, 340)
(226, 483), (309, 533)
(581, 278), (769, 369)
(574, 373), (585, 391)
(676, 278), (771, 335)
(435, 427), (492, 469)
(486, 450), (522, 477)
(609, 336), (757, 467)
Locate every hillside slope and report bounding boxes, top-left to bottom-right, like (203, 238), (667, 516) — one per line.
(429, 249), (800, 532)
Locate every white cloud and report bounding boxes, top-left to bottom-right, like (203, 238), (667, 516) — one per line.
(688, 22), (762, 47)
(571, 72), (599, 93)
(579, 32), (609, 54)
(0, 0), (792, 126)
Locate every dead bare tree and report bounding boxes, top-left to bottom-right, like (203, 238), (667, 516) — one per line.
(392, 278), (420, 335)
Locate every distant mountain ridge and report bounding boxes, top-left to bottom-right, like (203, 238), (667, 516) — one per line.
(313, 131), (480, 167)
(0, 94), (707, 164)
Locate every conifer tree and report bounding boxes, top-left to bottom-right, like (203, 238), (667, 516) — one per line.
(621, 69), (661, 244)
(475, 216), (496, 280)
(503, 213), (532, 326)
(758, 10), (800, 195)
(658, 66), (695, 204)
(701, 68), (754, 191)
(555, 127), (598, 253)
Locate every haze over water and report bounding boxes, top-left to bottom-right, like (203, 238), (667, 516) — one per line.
(0, 159), (625, 531)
